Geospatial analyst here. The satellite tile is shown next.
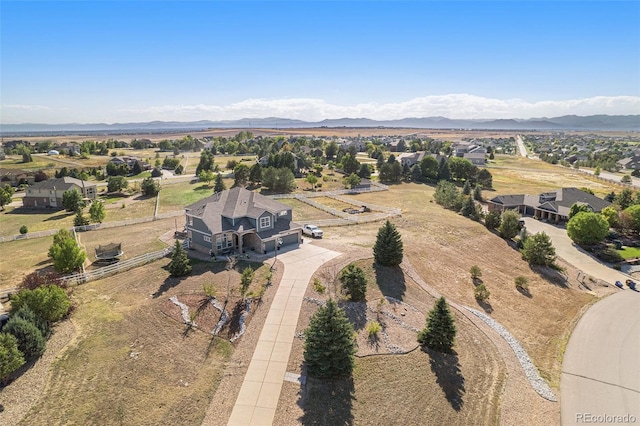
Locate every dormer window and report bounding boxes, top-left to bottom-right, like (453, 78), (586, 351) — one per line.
(259, 216), (271, 229)
(279, 211), (287, 216)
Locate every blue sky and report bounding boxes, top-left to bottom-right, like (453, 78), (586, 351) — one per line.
(1, 1), (639, 124)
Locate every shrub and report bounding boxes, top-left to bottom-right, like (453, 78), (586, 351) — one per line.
(469, 265), (482, 280)
(484, 210), (501, 230)
(366, 321), (382, 336)
(474, 284), (490, 301)
(312, 278), (326, 294)
(240, 267), (255, 297)
(499, 210), (521, 239)
(21, 270), (64, 291)
(3, 316), (46, 360)
(596, 248), (624, 263)
(19, 225), (28, 235)
(522, 232), (556, 266)
(0, 333), (25, 382)
(13, 306), (50, 338)
(515, 276), (529, 291)
(10, 285), (71, 323)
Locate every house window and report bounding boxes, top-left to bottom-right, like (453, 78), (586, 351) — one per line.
(204, 235), (212, 243)
(279, 211), (287, 217)
(188, 216), (193, 226)
(216, 234), (233, 250)
(259, 216), (271, 229)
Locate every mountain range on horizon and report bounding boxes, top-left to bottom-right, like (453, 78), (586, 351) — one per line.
(1, 114), (638, 134)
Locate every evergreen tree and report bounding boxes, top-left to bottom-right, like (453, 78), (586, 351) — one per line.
(339, 263), (367, 301)
(240, 267), (254, 297)
(499, 210), (521, 239)
(0, 333), (25, 382)
(473, 185), (483, 201)
(141, 177), (160, 196)
(214, 173), (226, 193)
(460, 196), (476, 218)
(234, 164), (250, 187)
(195, 149), (215, 176)
(13, 306), (50, 338)
(168, 240), (192, 277)
(417, 297), (456, 353)
(3, 316), (46, 360)
(462, 180), (471, 195)
(357, 163), (371, 179)
(373, 220), (403, 266)
(437, 157), (451, 181)
(304, 300), (356, 379)
(249, 163), (263, 184)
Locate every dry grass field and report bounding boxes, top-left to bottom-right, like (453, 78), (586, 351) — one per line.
(274, 255), (506, 425)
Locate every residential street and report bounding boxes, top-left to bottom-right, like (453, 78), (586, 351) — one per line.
(516, 134), (528, 157)
(521, 218), (640, 425)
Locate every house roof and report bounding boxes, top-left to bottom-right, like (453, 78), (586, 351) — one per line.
(27, 177), (95, 191)
(490, 188), (610, 217)
(186, 187), (296, 235)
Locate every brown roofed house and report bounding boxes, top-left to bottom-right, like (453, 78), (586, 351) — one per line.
(23, 177), (97, 209)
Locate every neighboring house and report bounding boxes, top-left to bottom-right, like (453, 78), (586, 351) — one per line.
(0, 148), (5, 160)
(487, 187), (611, 223)
(0, 168), (35, 186)
(463, 152), (486, 166)
(397, 151), (427, 168)
(22, 177), (97, 209)
(109, 156), (142, 168)
(617, 156), (640, 170)
(185, 187), (302, 256)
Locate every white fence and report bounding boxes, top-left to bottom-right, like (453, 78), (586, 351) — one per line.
(59, 246), (175, 286)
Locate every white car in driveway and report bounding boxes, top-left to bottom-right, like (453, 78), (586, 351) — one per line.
(302, 224), (323, 238)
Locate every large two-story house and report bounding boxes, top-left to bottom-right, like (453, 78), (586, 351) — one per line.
(185, 187), (302, 256)
(22, 177), (97, 208)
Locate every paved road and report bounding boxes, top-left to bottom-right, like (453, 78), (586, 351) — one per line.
(225, 241), (341, 426)
(522, 219), (640, 424)
(522, 218), (630, 286)
(561, 291), (640, 425)
(516, 134), (528, 157)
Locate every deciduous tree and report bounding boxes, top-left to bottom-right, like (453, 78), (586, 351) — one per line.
(499, 210), (521, 239)
(48, 229), (86, 273)
(0, 184), (15, 211)
(62, 189), (84, 212)
(10, 285), (71, 323)
(141, 177), (160, 196)
(522, 232), (556, 266)
(567, 211), (609, 245)
(89, 201), (106, 223)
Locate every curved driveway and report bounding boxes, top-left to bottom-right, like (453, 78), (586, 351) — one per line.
(522, 219), (640, 424)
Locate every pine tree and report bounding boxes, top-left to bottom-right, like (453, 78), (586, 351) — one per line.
(168, 240), (192, 277)
(418, 297), (456, 353)
(214, 173), (226, 193)
(304, 300), (355, 379)
(373, 220), (403, 266)
(339, 263), (367, 301)
(462, 180), (471, 195)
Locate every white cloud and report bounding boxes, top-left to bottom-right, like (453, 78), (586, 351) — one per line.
(3, 104), (51, 111)
(117, 94), (640, 122)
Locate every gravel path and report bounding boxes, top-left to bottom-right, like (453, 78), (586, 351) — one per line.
(0, 319), (76, 426)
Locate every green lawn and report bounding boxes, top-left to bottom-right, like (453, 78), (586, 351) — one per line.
(0, 206), (76, 238)
(158, 179), (234, 212)
(617, 246), (640, 259)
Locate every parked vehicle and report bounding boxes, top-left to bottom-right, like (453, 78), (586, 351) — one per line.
(302, 224), (323, 238)
(625, 279), (637, 290)
(615, 280), (624, 289)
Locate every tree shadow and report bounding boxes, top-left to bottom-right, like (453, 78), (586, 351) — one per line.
(476, 298), (493, 313)
(338, 301), (367, 331)
(43, 212), (73, 221)
(425, 347), (465, 411)
(373, 263), (406, 301)
(530, 264), (568, 288)
(517, 286), (533, 298)
(152, 275), (186, 298)
(298, 375), (355, 426)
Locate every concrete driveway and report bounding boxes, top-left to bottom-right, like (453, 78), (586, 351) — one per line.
(522, 218), (630, 285)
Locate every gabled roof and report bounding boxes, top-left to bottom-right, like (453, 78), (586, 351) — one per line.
(27, 177), (95, 191)
(186, 187), (293, 234)
(490, 188), (610, 217)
